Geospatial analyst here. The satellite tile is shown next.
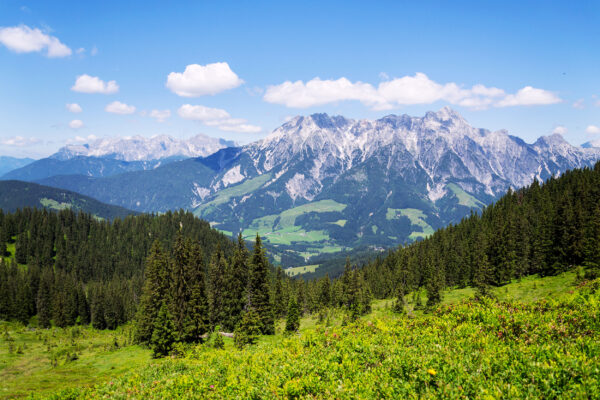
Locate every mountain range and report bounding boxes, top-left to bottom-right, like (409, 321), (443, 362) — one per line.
(0, 156), (35, 177)
(2, 134), (235, 181)
(3, 107), (600, 266)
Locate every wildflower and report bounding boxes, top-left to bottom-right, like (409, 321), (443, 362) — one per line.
(210, 385), (215, 390)
(427, 368), (436, 376)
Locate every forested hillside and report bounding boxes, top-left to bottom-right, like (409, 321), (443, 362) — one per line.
(362, 162), (600, 304)
(0, 209), (233, 328)
(0, 180), (136, 220)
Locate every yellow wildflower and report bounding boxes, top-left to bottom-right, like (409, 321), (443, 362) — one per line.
(427, 368), (437, 376)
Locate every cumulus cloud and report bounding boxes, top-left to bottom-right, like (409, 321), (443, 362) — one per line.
(0, 25), (71, 57)
(66, 103), (82, 113)
(71, 74), (119, 94)
(105, 101), (136, 114)
(0, 136), (41, 146)
(552, 126), (568, 135)
(69, 119), (84, 129)
(149, 109), (171, 122)
(68, 134), (97, 144)
(178, 104), (261, 133)
(495, 86), (561, 107)
(166, 62), (243, 97)
(586, 125), (600, 135)
(263, 73), (561, 110)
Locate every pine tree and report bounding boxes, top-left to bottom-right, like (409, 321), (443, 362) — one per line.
(341, 257), (352, 308)
(247, 235), (274, 335)
(135, 241), (170, 344)
(90, 287), (106, 330)
(285, 296), (300, 333)
(474, 231), (494, 298)
(150, 302), (176, 358)
(183, 241), (209, 342)
(272, 267), (286, 318)
(318, 274), (331, 310)
(222, 233), (249, 331)
(0, 227), (7, 257)
(208, 246), (227, 329)
(36, 268), (53, 328)
(234, 308), (261, 349)
(15, 232), (28, 264)
(170, 233), (189, 341)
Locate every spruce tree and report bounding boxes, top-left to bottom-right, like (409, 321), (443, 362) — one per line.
(183, 241), (209, 341)
(208, 246), (227, 329)
(90, 287), (106, 330)
(222, 233), (249, 331)
(36, 268), (53, 328)
(285, 296), (300, 332)
(0, 228), (7, 257)
(474, 231), (494, 298)
(150, 302), (176, 358)
(170, 233), (189, 341)
(247, 234), (274, 335)
(318, 274), (331, 310)
(234, 308), (261, 349)
(272, 267), (286, 318)
(135, 241), (170, 344)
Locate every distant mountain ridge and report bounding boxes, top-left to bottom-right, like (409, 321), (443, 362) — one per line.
(53, 134), (236, 161)
(2, 134), (236, 182)
(19, 108), (600, 264)
(0, 156), (35, 176)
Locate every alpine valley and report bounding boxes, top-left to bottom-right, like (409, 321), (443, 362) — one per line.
(5, 107), (600, 267)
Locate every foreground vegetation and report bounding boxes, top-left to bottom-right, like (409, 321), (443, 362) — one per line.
(1, 270), (596, 399)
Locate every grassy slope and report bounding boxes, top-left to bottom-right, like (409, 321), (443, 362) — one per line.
(1, 270), (594, 399)
(241, 200), (347, 246)
(0, 325), (150, 399)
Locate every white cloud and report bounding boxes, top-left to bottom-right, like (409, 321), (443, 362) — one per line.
(495, 86), (561, 107)
(69, 119), (84, 129)
(178, 104), (230, 121)
(264, 73), (561, 110)
(572, 99), (585, 109)
(166, 62), (243, 97)
(105, 101), (136, 114)
(0, 25), (71, 57)
(586, 125), (600, 135)
(71, 74), (119, 94)
(66, 103), (82, 113)
(76, 47), (85, 55)
(178, 104), (260, 133)
(68, 134), (97, 143)
(552, 125), (568, 135)
(149, 109), (171, 122)
(90, 46), (98, 56)
(0, 136), (41, 147)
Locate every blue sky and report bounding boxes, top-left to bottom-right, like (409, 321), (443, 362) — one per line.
(0, 0), (599, 157)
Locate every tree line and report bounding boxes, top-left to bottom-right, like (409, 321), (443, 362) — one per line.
(0, 206), (373, 342)
(0, 208), (233, 327)
(361, 163), (600, 307)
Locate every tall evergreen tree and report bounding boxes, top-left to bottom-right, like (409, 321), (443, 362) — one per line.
(285, 296), (300, 332)
(222, 233), (249, 331)
(208, 245), (227, 329)
(247, 234), (274, 335)
(135, 241), (170, 344)
(36, 268), (53, 328)
(150, 302), (176, 358)
(183, 241), (209, 341)
(170, 233), (189, 341)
